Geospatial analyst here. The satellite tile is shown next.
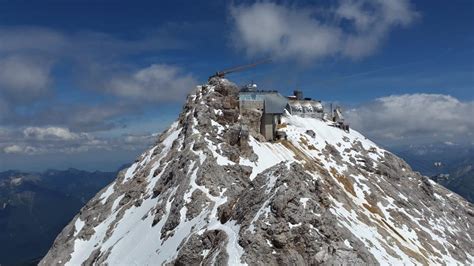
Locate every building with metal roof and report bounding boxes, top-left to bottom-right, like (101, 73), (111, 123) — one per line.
(285, 91), (324, 119)
(238, 88), (348, 139)
(239, 90), (288, 140)
(264, 93), (289, 114)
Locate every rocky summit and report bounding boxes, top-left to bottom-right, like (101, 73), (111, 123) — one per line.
(41, 78), (473, 265)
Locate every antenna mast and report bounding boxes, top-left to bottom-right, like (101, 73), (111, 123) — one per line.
(209, 58), (271, 80)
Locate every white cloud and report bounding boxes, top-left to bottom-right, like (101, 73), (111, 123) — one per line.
(346, 94), (474, 145)
(3, 144), (37, 155)
(23, 127), (85, 141)
(1, 126), (156, 155)
(106, 64), (197, 102)
(0, 25), (192, 107)
(0, 55), (52, 100)
(0, 26), (191, 159)
(230, 0), (418, 61)
(3, 145), (22, 154)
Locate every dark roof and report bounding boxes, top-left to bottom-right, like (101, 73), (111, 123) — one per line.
(264, 93), (288, 114)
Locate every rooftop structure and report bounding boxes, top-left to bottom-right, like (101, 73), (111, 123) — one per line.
(264, 93), (289, 114)
(239, 86), (349, 140)
(286, 90), (324, 119)
(239, 90), (288, 140)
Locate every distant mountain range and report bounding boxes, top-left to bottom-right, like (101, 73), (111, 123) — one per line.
(0, 168), (117, 265)
(1, 142), (471, 264)
(392, 143), (474, 203)
(431, 158), (474, 203)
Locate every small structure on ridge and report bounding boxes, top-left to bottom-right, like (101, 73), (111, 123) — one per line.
(238, 84), (350, 141)
(286, 90), (324, 119)
(239, 87), (288, 141)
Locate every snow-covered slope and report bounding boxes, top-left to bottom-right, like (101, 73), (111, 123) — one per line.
(42, 78), (473, 265)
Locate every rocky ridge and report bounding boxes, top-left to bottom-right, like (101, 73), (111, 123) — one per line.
(41, 78), (474, 265)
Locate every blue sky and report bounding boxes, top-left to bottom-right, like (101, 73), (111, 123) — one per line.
(0, 0), (473, 171)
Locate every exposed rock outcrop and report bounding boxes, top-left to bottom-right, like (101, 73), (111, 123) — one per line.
(41, 78), (474, 265)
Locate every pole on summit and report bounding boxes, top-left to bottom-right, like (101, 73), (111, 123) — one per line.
(208, 58), (271, 80)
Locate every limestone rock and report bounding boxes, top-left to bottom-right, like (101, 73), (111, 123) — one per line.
(41, 78), (474, 266)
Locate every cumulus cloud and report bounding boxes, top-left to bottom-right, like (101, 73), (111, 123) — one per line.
(106, 64), (197, 102)
(1, 126), (96, 155)
(0, 125), (157, 155)
(0, 26), (195, 130)
(3, 145), (22, 154)
(0, 25), (194, 166)
(230, 0), (418, 61)
(0, 25), (194, 107)
(23, 127), (86, 141)
(0, 55), (53, 101)
(3, 144), (37, 155)
(0, 28), (59, 103)
(346, 94), (474, 145)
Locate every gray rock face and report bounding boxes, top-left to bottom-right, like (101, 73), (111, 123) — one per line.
(41, 78), (474, 265)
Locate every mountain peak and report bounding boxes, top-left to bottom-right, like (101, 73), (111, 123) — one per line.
(41, 78), (473, 265)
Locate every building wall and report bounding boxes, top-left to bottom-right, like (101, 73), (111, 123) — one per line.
(239, 92), (267, 101)
(286, 100), (324, 119)
(240, 92), (286, 141)
(239, 92), (267, 113)
(261, 114), (274, 140)
(239, 100), (264, 112)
